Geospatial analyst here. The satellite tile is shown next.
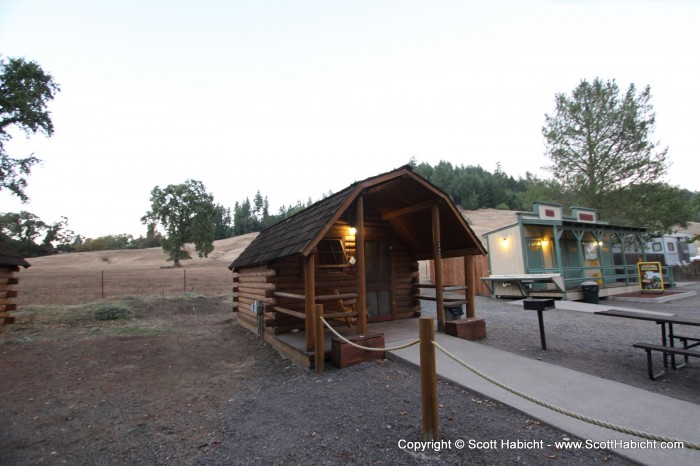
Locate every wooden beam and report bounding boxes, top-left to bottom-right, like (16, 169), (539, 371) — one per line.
(304, 254), (316, 351)
(356, 195), (367, 334)
(315, 293), (358, 301)
(315, 303), (324, 374)
(413, 247), (484, 261)
(464, 255), (475, 318)
(415, 284), (467, 290)
(432, 204), (445, 332)
(272, 306), (307, 320)
(274, 291), (306, 300)
(381, 199), (440, 221)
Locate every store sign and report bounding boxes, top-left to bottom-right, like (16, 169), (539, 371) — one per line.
(637, 262), (664, 293)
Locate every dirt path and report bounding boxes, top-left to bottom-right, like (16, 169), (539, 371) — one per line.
(0, 295), (631, 465)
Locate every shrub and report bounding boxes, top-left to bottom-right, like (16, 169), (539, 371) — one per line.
(94, 303), (134, 321)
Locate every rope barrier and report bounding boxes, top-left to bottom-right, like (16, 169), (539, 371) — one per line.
(320, 317), (420, 352)
(432, 340), (700, 451)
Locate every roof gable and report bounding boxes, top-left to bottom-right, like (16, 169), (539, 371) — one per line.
(230, 166), (485, 269)
(230, 186), (355, 269)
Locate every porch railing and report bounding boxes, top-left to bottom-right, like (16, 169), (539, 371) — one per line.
(530, 264), (675, 291)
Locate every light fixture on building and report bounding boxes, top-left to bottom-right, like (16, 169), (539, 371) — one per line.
(349, 226), (357, 236)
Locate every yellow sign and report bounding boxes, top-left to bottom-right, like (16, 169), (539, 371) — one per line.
(637, 262), (664, 293)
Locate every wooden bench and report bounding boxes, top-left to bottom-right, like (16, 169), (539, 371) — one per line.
(670, 335), (700, 368)
(632, 342), (700, 380)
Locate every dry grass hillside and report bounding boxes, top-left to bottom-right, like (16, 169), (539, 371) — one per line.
(17, 211), (694, 306)
(15, 210), (518, 305)
(15, 233), (259, 305)
(461, 208), (520, 242)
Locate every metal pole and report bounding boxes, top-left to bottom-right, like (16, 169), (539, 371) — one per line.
(537, 310), (547, 350)
(419, 317), (439, 441)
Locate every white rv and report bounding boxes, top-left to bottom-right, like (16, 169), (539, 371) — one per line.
(645, 234), (697, 266)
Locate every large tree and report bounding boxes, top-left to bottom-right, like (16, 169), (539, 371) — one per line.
(0, 57), (60, 201)
(542, 78), (669, 221)
(141, 179), (216, 266)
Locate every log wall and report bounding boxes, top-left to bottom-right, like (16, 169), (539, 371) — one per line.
(0, 266), (20, 338)
(232, 211), (421, 335)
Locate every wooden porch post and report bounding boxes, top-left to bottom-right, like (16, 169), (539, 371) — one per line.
(315, 303), (324, 373)
(356, 195), (367, 334)
(305, 253), (316, 351)
(432, 204), (445, 332)
(464, 254), (475, 319)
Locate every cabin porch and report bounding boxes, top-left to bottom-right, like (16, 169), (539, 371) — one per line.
(236, 308), (431, 369)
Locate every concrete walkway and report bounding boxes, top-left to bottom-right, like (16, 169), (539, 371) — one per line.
(370, 318), (700, 466)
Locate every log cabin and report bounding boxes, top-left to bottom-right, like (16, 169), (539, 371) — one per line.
(0, 239), (30, 338)
(228, 165), (486, 368)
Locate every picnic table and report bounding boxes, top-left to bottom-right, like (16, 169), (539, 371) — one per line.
(595, 309), (700, 379)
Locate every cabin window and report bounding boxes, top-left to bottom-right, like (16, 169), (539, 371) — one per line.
(652, 242), (662, 252)
(317, 239), (347, 266)
(667, 242), (675, 252)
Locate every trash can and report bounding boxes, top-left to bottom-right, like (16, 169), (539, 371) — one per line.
(581, 281), (600, 304)
(444, 303), (465, 321)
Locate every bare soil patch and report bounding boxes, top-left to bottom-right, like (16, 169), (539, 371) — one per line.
(0, 295), (630, 465)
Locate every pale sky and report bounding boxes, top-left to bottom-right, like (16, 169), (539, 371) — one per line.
(1, 0), (698, 239)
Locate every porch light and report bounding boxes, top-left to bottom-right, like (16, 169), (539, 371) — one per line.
(349, 226), (357, 236)
(541, 238), (549, 246)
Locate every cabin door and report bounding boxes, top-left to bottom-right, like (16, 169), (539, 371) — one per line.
(365, 240), (392, 321)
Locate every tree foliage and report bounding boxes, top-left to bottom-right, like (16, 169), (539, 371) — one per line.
(230, 191), (311, 236)
(606, 183), (697, 235)
(141, 179), (216, 266)
(68, 230), (163, 252)
(0, 57), (60, 201)
(213, 203), (234, 240)
(542, 78), (670, 221)
(412, 160), (528, 211)
(0, 210), (75, 256)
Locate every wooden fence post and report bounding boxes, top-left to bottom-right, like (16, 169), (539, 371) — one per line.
(419, 317), (439, 441)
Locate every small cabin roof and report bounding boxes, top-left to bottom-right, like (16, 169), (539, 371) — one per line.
(229, 165), (486, 270)
(0, 238), (31, 268)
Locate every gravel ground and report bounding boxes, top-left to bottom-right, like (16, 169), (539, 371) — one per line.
(470, 281), (700, 406)
(0, 294), (637, 465)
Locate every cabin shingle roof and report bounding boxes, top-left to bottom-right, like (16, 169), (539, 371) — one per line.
(0, 239), (31, 268)
(229, 165), (486, 270)
(229, 185), (355, 269)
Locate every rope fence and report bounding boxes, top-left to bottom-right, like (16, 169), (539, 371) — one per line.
(320, 316), (420, 352)
(432, 340), (700, 451)
(318, 316), (700, 451)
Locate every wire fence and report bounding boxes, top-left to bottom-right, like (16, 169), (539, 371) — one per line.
(15, 268), (233, 305)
